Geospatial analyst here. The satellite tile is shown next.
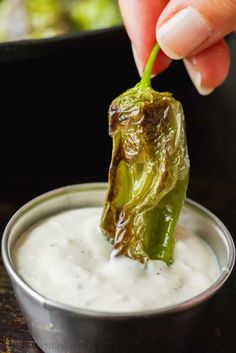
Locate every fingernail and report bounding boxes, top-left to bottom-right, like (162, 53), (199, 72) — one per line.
(156, 7), (212, 60)
(131, 43), (143, 77)
(183, 58), (214, 95)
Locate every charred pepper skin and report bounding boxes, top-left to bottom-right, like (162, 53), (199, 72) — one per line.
(100, 44), (190, 264)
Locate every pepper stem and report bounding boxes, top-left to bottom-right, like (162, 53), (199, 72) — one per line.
(138, 43), (160, 89)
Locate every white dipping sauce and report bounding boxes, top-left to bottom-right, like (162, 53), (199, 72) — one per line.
(14, 207), (220, 312)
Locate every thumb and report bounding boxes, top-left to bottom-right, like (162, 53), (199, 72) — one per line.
(156, 0), (236, 59)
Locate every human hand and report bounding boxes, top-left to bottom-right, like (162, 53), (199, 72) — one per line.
(119, 0), (236, 95)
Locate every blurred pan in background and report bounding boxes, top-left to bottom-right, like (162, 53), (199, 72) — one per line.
(0, 0), (122, 61)
(0, 0), (121, 42)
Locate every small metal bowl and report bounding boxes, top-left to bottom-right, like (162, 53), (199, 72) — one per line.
(1, 183), (235, 353)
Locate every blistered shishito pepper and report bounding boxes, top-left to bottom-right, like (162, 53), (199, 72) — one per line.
(100, 44), (190, 264)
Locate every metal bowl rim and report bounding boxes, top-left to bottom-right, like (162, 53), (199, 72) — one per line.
(1, 182), (235, 319)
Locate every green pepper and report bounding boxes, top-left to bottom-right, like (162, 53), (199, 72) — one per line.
(69, 0), (121, 31)
(0, 0), (10, 41)
(25, 0), (68, 38)
(100, 44), (190, 264)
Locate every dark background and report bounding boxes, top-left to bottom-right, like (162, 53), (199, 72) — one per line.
(0, 28), (235, 352)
